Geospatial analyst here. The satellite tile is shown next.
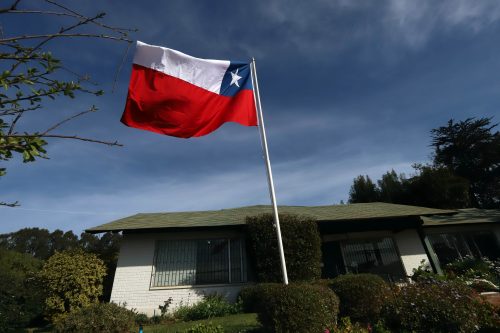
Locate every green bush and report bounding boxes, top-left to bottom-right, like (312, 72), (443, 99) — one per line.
(476, 300), (500, 332)
(328, 273), (391, 323)
(382, 280), (494, 333)
(332, 317), (369, 333)
(411, 259), (448, 283)
(243, 283), (339, 333)
(174, 294), (241, 321)
(0, 249), (46, 330)
(239, 285), (260, 313)
(184, 322), (225, 333)
(134, 313), (149, 325)
(55, 302), (136, 333)
(445, 256), (500, 287)
(246, 213), (321, 282)
(39, 249), (107, 324)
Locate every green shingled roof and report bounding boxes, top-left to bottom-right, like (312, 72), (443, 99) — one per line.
(422, 208), (500, 226)
(86, 202), (456, 233)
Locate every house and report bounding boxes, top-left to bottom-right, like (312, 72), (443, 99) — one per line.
(85, 202), (500, 316)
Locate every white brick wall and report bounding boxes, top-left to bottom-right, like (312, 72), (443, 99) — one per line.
(393, 229), (429, 276)
(110, 231), (249, 316)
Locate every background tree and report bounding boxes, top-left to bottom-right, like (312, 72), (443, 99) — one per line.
(0, 228), (121, 301)
(377, 170), (407, 204)
(431, 117), (500, 208)
(79, 231), (122, 302)
(0, 0), (135, 206)
(347, 117), (495, 209)
(348, 165), (470, 209)
(0, 248), (46, 330)
(406, 165), (470, 209)
(348, 175), (379, 203)
(39, 249), (106, 324)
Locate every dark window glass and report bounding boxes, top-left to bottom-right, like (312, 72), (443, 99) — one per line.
(429, 231), (499, 266)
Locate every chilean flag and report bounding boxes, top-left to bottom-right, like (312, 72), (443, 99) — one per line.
(121, 41), (257, 138)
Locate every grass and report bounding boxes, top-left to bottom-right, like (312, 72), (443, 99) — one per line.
(142, 313), (260, 333)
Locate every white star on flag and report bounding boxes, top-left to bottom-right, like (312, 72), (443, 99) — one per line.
(230, 68), (242, 87)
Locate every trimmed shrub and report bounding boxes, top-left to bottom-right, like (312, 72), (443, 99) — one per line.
(242, 283), (339, 333)
(174, 294), (241, 321)
(239, 285), (260, 313)
(55, 302), (136, 332)
(39, 249), (107, 324)
(328, 273), (391, 323)
(382, 280), (490, 333)
(246, 213), (321, 282)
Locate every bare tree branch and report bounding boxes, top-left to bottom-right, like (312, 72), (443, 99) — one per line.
(0, 33), (131, 43)
(44, 0), (136, 34)
(8, 110), (22, 134)
(0, 0), (21, 14)
(0, 105), (41, 116)
(5, 134), (123, 146)
(0, 201), (20, 207)
(42, 108), (96, 134)
(112, 42), (132, 93)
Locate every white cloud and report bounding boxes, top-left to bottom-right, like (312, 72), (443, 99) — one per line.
(385, 0), (500, 48)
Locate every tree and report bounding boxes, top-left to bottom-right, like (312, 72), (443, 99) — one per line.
(0, 227), (122, 301)
(347, 166), (470, 209)
(39, 250), (106, 324)
(377, 170), (407, 204)
(79, 231), (122, 302)
(0, 227), (79, 260)
(431, 117), (500, 208)
(0, 248), (46, 330)
(348, 175), (379, 203)
(346, 117), (496, 209)
(406, 165), (470, 209)
(0, 0), (135, 206)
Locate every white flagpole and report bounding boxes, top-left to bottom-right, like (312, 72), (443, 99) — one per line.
(250, 58), (289, 285)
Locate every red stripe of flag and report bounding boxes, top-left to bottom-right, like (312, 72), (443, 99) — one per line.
(121, 64), (257, 138)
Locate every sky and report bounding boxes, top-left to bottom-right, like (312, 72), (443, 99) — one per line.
(1, 0), (500, 234)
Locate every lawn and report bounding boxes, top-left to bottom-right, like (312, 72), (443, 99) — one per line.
(142, 313), (260, 333)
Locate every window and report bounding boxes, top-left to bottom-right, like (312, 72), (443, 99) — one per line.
(341, 237), (406, 281)
(428, 231), (499, 266)
(322, 237), (406, 282)
(151, 238), (247, 287)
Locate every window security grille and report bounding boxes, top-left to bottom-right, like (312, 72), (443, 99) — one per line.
(341, 237), (406, 282)
(151, 238), (247, 287)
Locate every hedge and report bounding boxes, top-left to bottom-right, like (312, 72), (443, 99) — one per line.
(56, 302), (136, 332)
(381, 280), (499, 333)
(241, 283), (339, 333)
(246, 213), (321, 282)
(328, 273), (391, 323)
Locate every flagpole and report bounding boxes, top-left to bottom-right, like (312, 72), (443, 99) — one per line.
(250, 58), (289, 285)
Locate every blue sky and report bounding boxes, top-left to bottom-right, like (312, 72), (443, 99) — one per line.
(2, 0), (500, 234)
